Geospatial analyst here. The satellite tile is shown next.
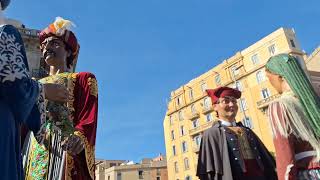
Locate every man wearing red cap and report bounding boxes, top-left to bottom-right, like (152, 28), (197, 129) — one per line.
(24, 17), (98, 180)
(196, 87), (277, 180)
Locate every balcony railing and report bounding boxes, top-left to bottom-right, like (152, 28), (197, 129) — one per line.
(187, 112), (200, 120)
(256, 94), (281, 109)
(17, 28), (40, 38)
(189, 120), (214, 136)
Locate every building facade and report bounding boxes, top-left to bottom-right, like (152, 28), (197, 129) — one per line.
(95, 156), (168, 180)
(306, 46), (320, 72)
(95, 160), (127, 180)
(163, 27), (313, 180)
(306, 46), (320, 95)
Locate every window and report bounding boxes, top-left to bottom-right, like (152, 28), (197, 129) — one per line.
(194, 135), (202, 147)
(268, 44), (276, 55)
(174, 162), (179, 173)
(235, 81), (243, 91)
(178, 111), (184, 121)
(189, 89), (194, 101)
(177, 96), (182, 106)
(192, 119), (199, 128)
(184, 158), (190, 170)
(171, 130), (175, 140)
(110, 163), (116, 167)
(157, 177), (161, 180)
(180, 126), (185, 136)
(172, 145), (176, 156)
(117, 172), (122, 180)
(231, 65), (240, 77)
(206, 113), (213, 122)
(243, 117), (254, 129)
(239, 98), (247, 112)
(204, 97), (211, 109)
(290, 39), (296, 48)
(215, 74), (221, 85)
(185, 176), (192, 180)
(182, 141), (188, 153)
(108, 176), (111, 180)
(138, 170), (143, 179)
(191, 104), (196, 114)
(261, 88), (271, 99)
(256, 70), (265, 84)
(201, 82), (207, 93)
(251, 54), (259, 64)
(169, 115), (173, 125)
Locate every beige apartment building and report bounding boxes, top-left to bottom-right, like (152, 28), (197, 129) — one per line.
(96, 160), (127, 180)
(306, 46), (320, 95)
(96, 155), (168, 180)
(163, 27), (317, 180)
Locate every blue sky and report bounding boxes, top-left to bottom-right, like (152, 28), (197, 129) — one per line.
(7, 0), (320, 161)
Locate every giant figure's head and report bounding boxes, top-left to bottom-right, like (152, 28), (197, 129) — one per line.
(206, 87), (241, 121)
(39, 17), (80, 71)
(266, 53), (320, 138)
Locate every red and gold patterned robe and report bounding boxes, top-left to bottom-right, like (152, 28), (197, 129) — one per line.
(24, 72), (98, 180)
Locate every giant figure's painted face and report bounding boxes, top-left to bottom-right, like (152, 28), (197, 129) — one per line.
(41, 36), (70, 68)
(213, 96), (239, 120)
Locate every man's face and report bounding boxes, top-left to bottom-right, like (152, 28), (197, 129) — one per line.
(41, 36), (70, 67)
(213, 96), (238, 121)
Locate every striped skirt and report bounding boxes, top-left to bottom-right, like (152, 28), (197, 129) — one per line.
(297, 169), (320, 180)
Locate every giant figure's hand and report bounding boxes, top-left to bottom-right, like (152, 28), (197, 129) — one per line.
(61, 134), (85, 155)
(43, 83), (69, 102)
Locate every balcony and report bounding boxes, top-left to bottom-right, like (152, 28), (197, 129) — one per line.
(189, 120), (215, 136)
(256, 94), (281, 109)
(193, 145), (200, 153)
(187, 112), (200, 120)
(202, 106), (214, 114)
(17, 28), (40, 38)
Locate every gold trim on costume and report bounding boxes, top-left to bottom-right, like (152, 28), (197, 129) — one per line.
(64, 72), (77, 179)
(87, 77), (98, 97)
(41, 72), (78, 179)
(74, 131), (95, 180)
(67, 73), (78, 117)
(65, 154), (74, 180)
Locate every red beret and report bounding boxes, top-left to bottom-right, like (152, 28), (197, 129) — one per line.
(206, 87), (241, 104)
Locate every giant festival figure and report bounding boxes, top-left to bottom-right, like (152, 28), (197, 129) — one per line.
(24, 17), (98, 180)
(266, 54), (320, 180)
(196, 87), (277, 180)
